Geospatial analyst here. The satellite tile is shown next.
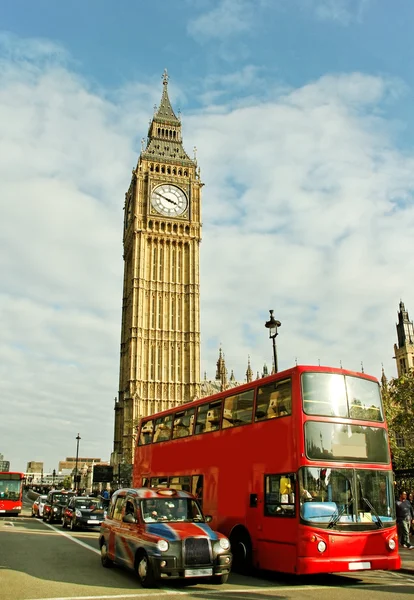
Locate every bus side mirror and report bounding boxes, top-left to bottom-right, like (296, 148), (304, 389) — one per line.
(204, 515), (212, 523)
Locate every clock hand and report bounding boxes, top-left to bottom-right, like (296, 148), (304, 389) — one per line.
(155, 192), (179, 206)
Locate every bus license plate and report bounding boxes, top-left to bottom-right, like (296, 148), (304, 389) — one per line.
(349, 562), (371, 571)
(184, 568), (213, 577)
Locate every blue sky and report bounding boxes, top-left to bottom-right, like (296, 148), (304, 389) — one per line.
(1, 0), (414, 472)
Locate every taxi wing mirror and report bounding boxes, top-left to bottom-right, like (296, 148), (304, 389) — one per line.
(123, 513), (137, 524)
(204, 515), (212, 523)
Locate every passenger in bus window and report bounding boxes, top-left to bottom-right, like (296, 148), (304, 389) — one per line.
(267, 395), (279, 418)
(280, 476), (293, 503)
(140, 421), (153, 445)
(205, 407), (220, 432)
(153, 415), (172, 442)
(222, 407), (234, 428)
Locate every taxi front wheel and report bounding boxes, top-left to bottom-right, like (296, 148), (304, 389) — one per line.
(211, 574), (229, 584)
(100, 543), (113, 568)
(136, 552), (156, 588)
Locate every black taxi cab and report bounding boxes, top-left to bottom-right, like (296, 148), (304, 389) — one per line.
(43, 490), (76, 524)
(99, 487), (232, 587)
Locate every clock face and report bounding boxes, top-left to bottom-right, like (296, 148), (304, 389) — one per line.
(151, 184), (188, 217)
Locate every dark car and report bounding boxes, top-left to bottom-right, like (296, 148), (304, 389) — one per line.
(43, 490), (76, 524)
(62, 496), (106, 530)
(99, 487), (232, 587)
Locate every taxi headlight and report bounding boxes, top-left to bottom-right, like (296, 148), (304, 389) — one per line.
(219, 537), (230, 550)
(388, 539), (396, 550)
(75, 510), (82, 517)
(317, 541), (327, 553)
(157, 539), (169, 552)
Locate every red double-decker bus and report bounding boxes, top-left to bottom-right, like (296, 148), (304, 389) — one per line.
(133, 365), (400, 575)
(0, 472), (24, 515)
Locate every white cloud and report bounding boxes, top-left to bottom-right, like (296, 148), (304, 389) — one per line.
(1, 35), (413, 472)
(187, 0), (259, 40)
(304, 0), (373, 25)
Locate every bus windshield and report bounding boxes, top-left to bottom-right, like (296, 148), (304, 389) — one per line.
(299, 467), (395, 530)
(141, 498), (204, 523)
(302, 372), (383, 421)
(0, 480), (21, 500)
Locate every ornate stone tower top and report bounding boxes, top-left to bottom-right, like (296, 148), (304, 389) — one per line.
(246, 356), (253, 383)
(394, 300), (414, 377)
(215, 347), (227, 389)
(142, 69), (194, 166)
(396, 300), (414, 348)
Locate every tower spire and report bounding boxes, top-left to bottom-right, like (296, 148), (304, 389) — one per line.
(141, 69), (194, 165)
(246, 355), (253, 383)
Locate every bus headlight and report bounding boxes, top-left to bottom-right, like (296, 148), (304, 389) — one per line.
(157, 539), (169, 552)
(219, 537), (230, 550)
(388, 538), (396, 550)
(317, 541), (327, 553)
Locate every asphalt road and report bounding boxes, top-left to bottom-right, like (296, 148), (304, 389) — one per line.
(1, 497), (414, 600)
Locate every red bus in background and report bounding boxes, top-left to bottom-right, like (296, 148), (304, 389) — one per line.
(0, 472), (24, 515)
(133, 365), (401, 576)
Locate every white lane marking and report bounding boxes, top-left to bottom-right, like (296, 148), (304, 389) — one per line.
(41, 521), (100, 555)
(24, 579), (414, 600)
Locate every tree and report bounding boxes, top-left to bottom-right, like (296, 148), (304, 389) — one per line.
(382, 369), (414, 470)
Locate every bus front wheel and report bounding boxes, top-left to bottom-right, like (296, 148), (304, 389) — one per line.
(230, 530), (252, 574)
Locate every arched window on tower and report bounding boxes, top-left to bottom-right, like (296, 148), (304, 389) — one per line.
(171, 297), (175, 330)
(152, 245), (157, 280)
(171, 246), (175, 282)
(177, 248), (181, 283)
(158, 245), (163, 280)
(170, 345), (175, 380)
(150, 344), (156, 380)
(151, 295), (156, 329)
(158, 294), (162, 329)
(177, 297), (182, 330)
(157, 344), (162, 380)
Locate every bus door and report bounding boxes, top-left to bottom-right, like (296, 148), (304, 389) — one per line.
(244, 466), (265, 569)
(255, 472), (297, 573)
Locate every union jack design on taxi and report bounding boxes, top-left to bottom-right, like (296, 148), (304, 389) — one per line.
(99, 487), (232, 587)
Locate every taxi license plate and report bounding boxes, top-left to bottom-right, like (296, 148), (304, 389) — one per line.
(88, 519), (99, 524)
(348, 562), (371, 571)
(184, 568), (213, 577)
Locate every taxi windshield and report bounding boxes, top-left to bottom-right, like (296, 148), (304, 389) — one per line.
(141, 498), (203, 523)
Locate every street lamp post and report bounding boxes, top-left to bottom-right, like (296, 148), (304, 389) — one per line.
(264, 309), (281, 374)
(74, 433), (81, 493)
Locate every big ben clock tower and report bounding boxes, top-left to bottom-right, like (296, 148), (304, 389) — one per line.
(112, 70), (202, 470)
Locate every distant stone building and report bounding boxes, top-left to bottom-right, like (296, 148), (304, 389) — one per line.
(58, 457), (102, 471)
(26, 461), (44, 473)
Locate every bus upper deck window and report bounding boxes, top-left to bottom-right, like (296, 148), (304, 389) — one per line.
(139, 420), (154, 445)
(195, 401), (222, 434)
(255, 380), (292, 421)
(153, 415), (173, 443)
(172, 408), (195, 439)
